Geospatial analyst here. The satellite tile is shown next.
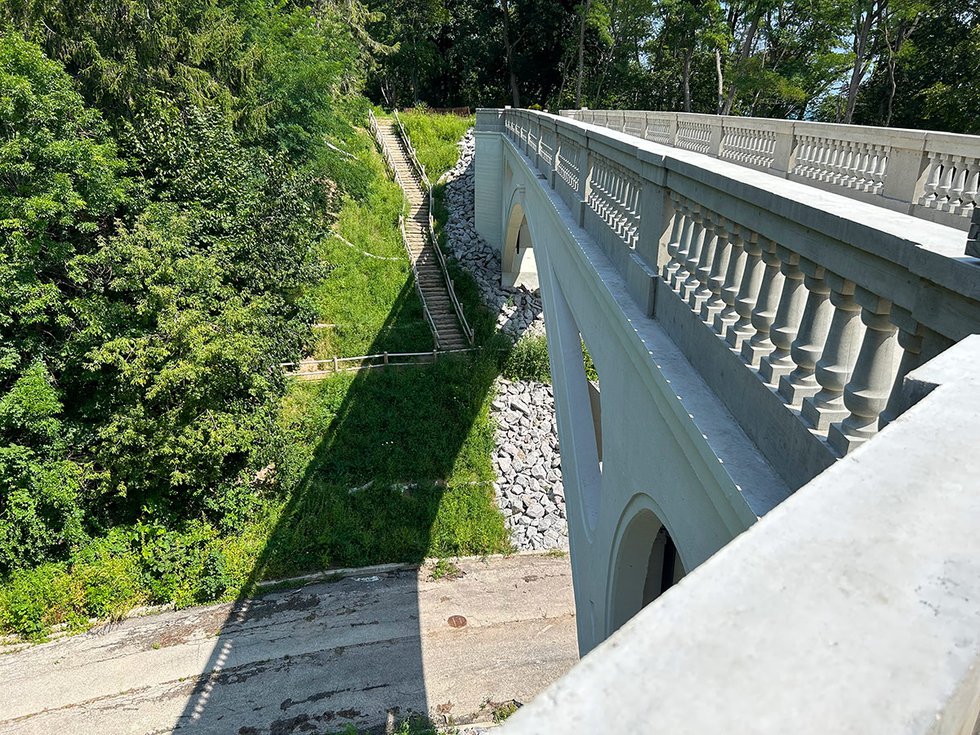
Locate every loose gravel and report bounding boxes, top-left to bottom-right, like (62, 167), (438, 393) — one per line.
(442, 132), (568, 551)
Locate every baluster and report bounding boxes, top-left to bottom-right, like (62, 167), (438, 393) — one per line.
(872, 147), (887, 191)
(725, 230), (764, 350)
(846, 142), (861, 187)
(866, 145), (881, 191)
(878, 316), (922, 427)
(816, 142), (830, 180)
(800, 275), (864, 431)
(680, 207), (706, 301)
(949, 158), (968, 213)
(795, 137), (810, 176)
(808, 139), (822, 178)
(759, 247), (805, 385)
(853, 143), (869, 190)
(828, 142), (841, 182)
(858, 144), (872, 187)
(835, 142), (849, 185)
(919, 153), (941, 206)
(877, 315), (954, 427)
(741, 237), (785, 366)
(962, 165), (980, 213)
(690, 212), (718, 311)
(712, 229), (746, 336)
(778, 261), (833, 406)
(938, 160), (956, 207)
(828, 290), (899, 454)
(701, 218), (731, 323)
(663, 197), (686, 286)
(669, 201), (694, 291)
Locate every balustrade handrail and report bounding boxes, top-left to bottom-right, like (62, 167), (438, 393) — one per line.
(561, 108), (980, 234)
(482, 106), (979, 475)
(392, 110), (476, 345)
(496, 336), (980, 735)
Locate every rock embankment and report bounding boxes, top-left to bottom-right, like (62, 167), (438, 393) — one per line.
(443, 132), (545, 338)
(490, 379), (568, 551)
(442, 131), (567, 552)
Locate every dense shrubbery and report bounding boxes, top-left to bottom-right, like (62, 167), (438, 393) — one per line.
(0, 0), (383, 635)
(0, 6), (520, 639)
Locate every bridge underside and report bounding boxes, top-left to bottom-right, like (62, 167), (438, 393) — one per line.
(476, 128), (789, 653)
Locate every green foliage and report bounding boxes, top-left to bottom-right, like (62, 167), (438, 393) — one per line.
(0, 30), (126, 380)
(398, 110), (473, 180)
(0, 34), (117, 572)
(503, 334), (552, 383)
(854, 0), (980, 133)
(367, 0), (979, 133)
(0, 25), (575, 647)
(0, 0), (403, 634)
(306, 130), (432, 357)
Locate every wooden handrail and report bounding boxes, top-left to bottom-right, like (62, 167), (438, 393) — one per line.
(392, 111), (476, 345)
(281, 347), (478, 379)
(368, 109), (443, 349)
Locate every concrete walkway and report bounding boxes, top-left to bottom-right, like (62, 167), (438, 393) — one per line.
(0, 554), (577, 734)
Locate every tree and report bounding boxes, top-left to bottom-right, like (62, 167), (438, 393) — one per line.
(842, 0), (888, 122)
(0, 32), (124, 570)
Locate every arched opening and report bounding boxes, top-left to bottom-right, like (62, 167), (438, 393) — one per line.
(608, 508), (686, 635)
(503, 201), (539, 290)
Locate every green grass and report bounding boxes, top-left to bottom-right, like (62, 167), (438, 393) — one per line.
(306, 128), (432, 357)
(399, 109), (475, 182)
(262, 356), (510, 576)
(503, 334), (551, 383)
(0, 114), (517, 642)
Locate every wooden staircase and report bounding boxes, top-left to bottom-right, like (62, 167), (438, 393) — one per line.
(376, 120), (470, 351)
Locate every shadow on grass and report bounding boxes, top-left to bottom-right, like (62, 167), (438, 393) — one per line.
(172, 274), (509, 732)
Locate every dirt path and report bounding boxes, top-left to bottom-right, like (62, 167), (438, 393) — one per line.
(0, 554), (577, 734)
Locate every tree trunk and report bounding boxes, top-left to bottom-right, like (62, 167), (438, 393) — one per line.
(843, 0), (885, 124)
(715, 48), (724, 114)
(575, 0), (592, 107)
(682, 48), (693, 112)
(721, 13), (760, 115)
(500, 0), (521, 107)
(883, 13), (915, 126)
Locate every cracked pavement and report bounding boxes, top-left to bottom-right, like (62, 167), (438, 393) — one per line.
(0, 554), (577, 734)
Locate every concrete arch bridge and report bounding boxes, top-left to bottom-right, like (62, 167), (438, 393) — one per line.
(475, 108), (980, 733)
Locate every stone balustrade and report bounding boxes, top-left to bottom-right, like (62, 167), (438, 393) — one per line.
(562, 109), (980, 234)
(483, 107), (980, 490)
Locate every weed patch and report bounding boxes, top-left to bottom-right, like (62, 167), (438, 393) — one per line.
(399, 110), (474, 181)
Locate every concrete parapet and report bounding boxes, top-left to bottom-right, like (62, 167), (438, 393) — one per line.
(498, 335), (980, 735)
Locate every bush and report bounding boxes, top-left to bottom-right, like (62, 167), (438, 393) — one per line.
(503, 335), (552, 383)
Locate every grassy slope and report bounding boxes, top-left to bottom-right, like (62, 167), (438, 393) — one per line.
(0, 113), (514, 642)
(399, 110), (474, 181)
(307, 129), (433, 358)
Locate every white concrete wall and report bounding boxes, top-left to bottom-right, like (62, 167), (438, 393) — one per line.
(499, 335), (980, 735)
(486, 134), (789, 653)
(475, 120), (504, 251)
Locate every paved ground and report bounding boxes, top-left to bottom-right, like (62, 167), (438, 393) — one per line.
(0, 554), (577, 734)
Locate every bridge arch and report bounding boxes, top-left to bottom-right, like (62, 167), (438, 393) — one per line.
(502, 189), (539, 290)
(474, 121), (780, 653)
(607, 495), (688, 636)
